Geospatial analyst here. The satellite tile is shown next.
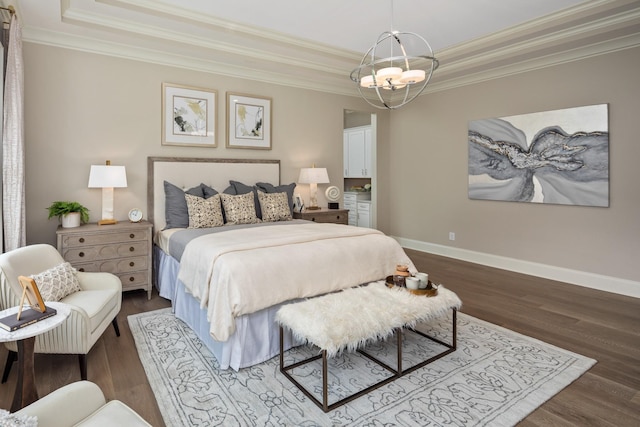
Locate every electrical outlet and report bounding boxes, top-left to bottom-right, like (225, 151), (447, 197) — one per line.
(449, 232), (455, 241)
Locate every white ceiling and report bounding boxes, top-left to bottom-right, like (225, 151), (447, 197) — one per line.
(5, 0), (640, 96)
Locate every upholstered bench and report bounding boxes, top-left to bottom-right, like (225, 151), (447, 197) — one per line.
(276, 280), (462, 412)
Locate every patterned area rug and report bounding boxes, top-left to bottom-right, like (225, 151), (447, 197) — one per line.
(129, 309), (595, 426)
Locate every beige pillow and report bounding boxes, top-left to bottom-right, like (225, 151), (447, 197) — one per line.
(185, 193), (224, 228)
(258, 191), (292, 222)
(220, 192), (261, 225)
(30, 262), (81, 302)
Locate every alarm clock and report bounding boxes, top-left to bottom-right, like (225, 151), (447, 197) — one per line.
(128, 208), (143, 223)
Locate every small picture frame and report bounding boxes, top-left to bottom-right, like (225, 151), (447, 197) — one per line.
(226, 92), (272, 149)
(294, 194), (304, 213)
(162, 82), (217, 147)
(17, 276), (46, 314)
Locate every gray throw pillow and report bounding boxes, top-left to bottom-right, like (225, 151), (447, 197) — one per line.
(164, 181), (204, 229)
(200, 183), (219, 199)
(256, 182), (296, 214)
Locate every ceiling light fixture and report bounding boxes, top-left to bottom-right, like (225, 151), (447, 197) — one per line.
(350, 1), (439, 110)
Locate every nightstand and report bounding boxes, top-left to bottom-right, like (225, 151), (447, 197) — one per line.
(293, 208), (349, 225)
(56, 221), (153, 299)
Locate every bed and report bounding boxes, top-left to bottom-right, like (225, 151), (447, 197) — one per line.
(148, 157), (415, 370)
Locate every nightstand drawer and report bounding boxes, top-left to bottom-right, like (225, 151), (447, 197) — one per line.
(293, 208), (349, 225)
(116, 271), (150, 290)
(72, 256), (149, 274)
(59, 229), (150, 248)
(61, 241), (148, 263)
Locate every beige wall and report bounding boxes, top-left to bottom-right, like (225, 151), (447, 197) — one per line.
(24, 43), (379, 246)
(22, 42), (639, 290)
(389, 46), (640, 283)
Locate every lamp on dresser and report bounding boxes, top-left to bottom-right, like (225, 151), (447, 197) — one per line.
(298, 166), (330, 210)
(88, 160), (127, 225)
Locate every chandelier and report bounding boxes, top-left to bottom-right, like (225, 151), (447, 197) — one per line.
(349, 8), (439, 110)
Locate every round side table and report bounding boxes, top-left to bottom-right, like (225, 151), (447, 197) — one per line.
(0, 301), (70, 411)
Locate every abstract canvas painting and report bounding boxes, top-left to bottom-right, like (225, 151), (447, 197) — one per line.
(468, 104), (609, 207)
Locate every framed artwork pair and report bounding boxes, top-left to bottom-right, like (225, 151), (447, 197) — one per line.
(161, 82), (272, 150)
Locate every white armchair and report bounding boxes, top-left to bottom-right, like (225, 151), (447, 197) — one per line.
(14, 381), (151, 426)
(0, 244), (121, 381)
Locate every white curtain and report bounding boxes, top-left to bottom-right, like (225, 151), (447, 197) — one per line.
(2, 15), (24, 251)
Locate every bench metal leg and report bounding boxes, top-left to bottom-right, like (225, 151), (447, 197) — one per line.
(279, 308), (458, 413)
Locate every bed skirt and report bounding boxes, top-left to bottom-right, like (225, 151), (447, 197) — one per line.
(153, 246), (300, 370)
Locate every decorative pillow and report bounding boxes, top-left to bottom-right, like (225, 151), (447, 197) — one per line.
(220, 192), (261, 225)
(229, 180), (262, 219)
(200, 183), (219, 199)
(256, 182), (296, 214)
(185, 193), (224, 228)
(30, 262), (81, 302)
(258, 191), (292, 222)
(164, 181), (204, 229)
(0, 409), (37, 427)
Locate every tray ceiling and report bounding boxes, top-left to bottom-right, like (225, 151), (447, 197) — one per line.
(5, 0), (640, 95)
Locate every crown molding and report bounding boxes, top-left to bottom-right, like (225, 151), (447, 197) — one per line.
(20, 0), (640, 97)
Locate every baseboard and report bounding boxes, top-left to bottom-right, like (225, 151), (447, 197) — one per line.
(394, 236), (640, 299)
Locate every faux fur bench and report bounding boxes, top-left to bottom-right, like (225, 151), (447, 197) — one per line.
(276, 280), (462, 412)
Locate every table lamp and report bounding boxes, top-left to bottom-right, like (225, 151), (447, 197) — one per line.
(88, 160), (127, 225)
(298, 166), (329, 210)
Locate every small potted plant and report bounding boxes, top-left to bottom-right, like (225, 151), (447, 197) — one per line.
(47, 201), (90, 228)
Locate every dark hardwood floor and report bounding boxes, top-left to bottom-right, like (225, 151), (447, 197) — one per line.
(0, 250), (638, 426)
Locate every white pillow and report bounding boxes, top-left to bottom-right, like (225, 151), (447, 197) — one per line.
(185, 193), (224, 228)
(30, 262), (81, 302)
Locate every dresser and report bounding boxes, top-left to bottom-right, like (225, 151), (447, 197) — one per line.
(293, 208), (349, 225)
(56, 221), (153, 299)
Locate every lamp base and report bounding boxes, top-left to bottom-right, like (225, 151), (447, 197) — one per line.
(306, 206), (321, 210)
(98, 219), (117, 225)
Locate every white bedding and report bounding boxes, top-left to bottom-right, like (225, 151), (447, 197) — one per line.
(176, 222), (415, 341)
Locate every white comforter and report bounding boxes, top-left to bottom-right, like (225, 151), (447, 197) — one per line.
(177, 222), (415, 341)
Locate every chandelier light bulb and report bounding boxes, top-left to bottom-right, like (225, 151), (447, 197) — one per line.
(377, 67), (403, 81)
(399, 69), (426, 84)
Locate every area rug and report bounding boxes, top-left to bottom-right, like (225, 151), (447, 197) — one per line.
(129, 309), (595, 427)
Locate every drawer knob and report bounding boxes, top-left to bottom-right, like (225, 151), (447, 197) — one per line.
(129, 277), (135, 282)
(129, 247), (135, 252)
(78, 268), (85, 272)
(130, 233), (135, 239)
(129, 262), (135, 267)
(79, 238), (85, 243)
(311, 217), (316, 222)
(79, 252), (84, 257)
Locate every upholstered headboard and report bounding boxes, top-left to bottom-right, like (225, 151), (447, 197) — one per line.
(147, 157), (280, 231)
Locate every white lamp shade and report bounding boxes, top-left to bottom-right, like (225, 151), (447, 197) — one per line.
(399, 69), (426, 84)
(88, 165), (127, 188)
(298, 167), (330, 184)
(377, 67), (403, 81)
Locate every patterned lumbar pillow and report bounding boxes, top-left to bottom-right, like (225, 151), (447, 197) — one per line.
(31, 262), (81, 302)
(258, 191), (292, 222)
(220, 192), (261, 225)
(185, 193), (224, 228)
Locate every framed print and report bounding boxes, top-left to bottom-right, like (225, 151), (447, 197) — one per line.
(162, 83), (217, 147)
(226, 92), (272, 149)
(17, 276), (46, 314)
(294, 194), (304, 212)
